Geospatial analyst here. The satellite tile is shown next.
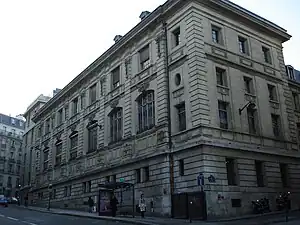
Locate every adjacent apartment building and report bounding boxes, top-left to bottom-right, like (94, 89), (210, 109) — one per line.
(20, 94), (52, 200)
(0, 113), (25, 197)
(23, 0), (300, 219)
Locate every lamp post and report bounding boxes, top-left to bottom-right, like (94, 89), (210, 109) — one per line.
(47, 184), (52, 210)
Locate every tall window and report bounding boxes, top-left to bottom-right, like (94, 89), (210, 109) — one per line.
(110, 108), (123, 143)
(212, 26), (221, 44)
(255, 161), (264, 187)
(89, 84), (97, 105)
(111, 66), (120, 90)
(293, 92), (300, 110)
(218, 101), (229, 129)
(262, 46), (272, 64)
(55, 142), (62, 166)
(70, 132), (78, 160)
(216, 67), (227, 87)
(176, 103), (186, 131)
(45, 119), (50, 134)
(247, 108), (257, 134)
(137, 91), (155, 133)
(244, 76), (254, 94)
(268, 84), (277, 101)
(139, 45), (150, 71)
(238, 36), (248, 54)
(43, 150), (49, 171)
(88, 125), (97, 153)
(280, 163), (289, 187)
(172, 27), (181, 47)
(72, 97), (78, 115)
(226, 158), (237, 186)
(57, 109), (63, 125)
(271, 114), (280, 137)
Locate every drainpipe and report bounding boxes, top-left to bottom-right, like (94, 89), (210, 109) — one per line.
(163, 22), (175, 197)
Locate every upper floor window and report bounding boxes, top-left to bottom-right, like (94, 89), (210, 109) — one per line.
(43, 150), (49, 171)
(45, 119), (50, 134)
(70, 132), (78, 160)
(57, 109), (63, 125)
(87, 124), (97, 153)
(216, 67), (227, 87)
(211, 25), (222, 44)
(271, 114), (280, 137)
(11, 118), (16, 126)
(267, 84), (277, 101)
(89, 84), (97, 105)
(55, 141), (62, 166)
(226, 158), (238, 186)
(262, 46), (272, 64)
(111, 66), (120, 90)
(172, 27), (181, 48)
(139, 45), (150, 71)
(244, 76), (254, 94)
(137, 91), (155, 133)
(238, 36), (248, 55)
(218, 101), (229, 129)
(247, 108), (257, 134)
(176, 103), (186, 132)
(72, 97), (78, 115)
(293, 92), (300, 110)
(109, 108), (123, 143)
(286, 66), (295, 80)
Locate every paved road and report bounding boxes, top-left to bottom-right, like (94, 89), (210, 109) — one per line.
(0, 206), (126, 225)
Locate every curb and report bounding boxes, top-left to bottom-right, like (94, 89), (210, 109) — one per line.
(17, 206), (159, 225)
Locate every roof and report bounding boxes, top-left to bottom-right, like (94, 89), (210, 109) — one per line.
(32, 0), (291, 122)
(0, 113), (25, 130)
(295, 69), (300, 83)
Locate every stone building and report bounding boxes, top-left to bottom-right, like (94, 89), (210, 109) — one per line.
(20, 94), (51, 201)
(24, 0), (300, 219)
(0, 113), (25, 197)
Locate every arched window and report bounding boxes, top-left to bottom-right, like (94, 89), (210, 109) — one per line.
(109, 107), (123, 143)
(137, 90), (155, 133)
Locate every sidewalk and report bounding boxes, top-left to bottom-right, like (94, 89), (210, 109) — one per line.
(17, 205), (212, 225)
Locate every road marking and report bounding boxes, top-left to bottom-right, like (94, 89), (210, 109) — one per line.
(7, 216), (19, 221)
(22, 221), (38, 225)
(0, 214), (5, 217)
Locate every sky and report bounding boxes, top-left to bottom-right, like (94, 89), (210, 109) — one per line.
(0, 0), (299, 117)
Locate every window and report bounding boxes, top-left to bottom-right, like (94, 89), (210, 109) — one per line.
(244, 76), (254, 94)
(238, 36), (248, 54)
(255, 161), (264, 187)
(247, 108), (257, 134)
(177, 103), (186, 131)
(105, 176), (110, 183)
(112, 175), (116, 182)
(53, 189), (56, 199)
(216, 67), (227, 87)
(179, 159), (184, 176)
(43, 150), (49, 171)
(100, 80), (104, 96)
(16, 165), (20, 174)
(262, 46), (272, 64)
(144, 167), (150, 182)
(45, 119), (50, 134)
(286, 66), (295, 80)
(110, 108), (123, 143)
(135, 169), (141, 183)
(80, 94), (85, 109)
(57, 109), (63, 125)
(8, 164), (13, 173)
(218, 101), (229, 129)
(280, 163), (289, 187)
(137, 91), (155, 133)
(267, 84), (277, 101)
(111, 66), (120, 89)
(172, 27), (181, 47)
(212, 26), (221, 44)
(70, 134), (78, 160)
(89, 84), (97, 105)
(72, 98), (78, 115)
(11, 118), (15, 125)
(87, 181), (92, 192)
(226, 158), (237, 186)
(55, 142), (62, 166)
(293, 92), (300, 110)
(83, 181), (91, 193)
(231, 199), (241, 208)
(88, 126), (97, 153)
(271, 114), (280, 137)
(297, 123), (300, 144)
(139, 45), (150, 71)
(7, 177), (12, 187)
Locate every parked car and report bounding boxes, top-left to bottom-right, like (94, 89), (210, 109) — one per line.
(0, 196), (8, 207)
(7, 197), (18, 204)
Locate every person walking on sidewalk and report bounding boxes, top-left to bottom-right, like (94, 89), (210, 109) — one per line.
(110, 194), (119, 217)
(88, 197), (94, 213)
(139, 194), (146, 218)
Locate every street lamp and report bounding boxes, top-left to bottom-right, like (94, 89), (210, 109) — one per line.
(47, 184), (52, 210)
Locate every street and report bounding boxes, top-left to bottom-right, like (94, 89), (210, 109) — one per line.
(0, 206), (126, 225)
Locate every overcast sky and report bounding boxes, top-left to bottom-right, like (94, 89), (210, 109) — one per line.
(0, 0), (298, 117)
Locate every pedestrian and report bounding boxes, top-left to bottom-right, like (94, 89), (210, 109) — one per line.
(139, 194), (146, 218)
(110, 193), (119, 217)
(87, 196), (94, 213)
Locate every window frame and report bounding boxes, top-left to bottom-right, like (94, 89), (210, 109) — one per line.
(137, 90), (155, 133)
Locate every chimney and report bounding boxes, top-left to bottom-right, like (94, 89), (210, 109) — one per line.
(53, 88), (61, 97)
(139, 11), (151, 20)
(114, 35), (123, 43)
